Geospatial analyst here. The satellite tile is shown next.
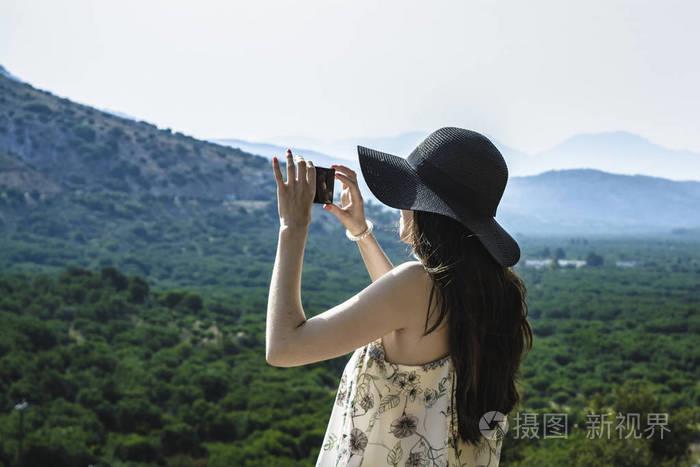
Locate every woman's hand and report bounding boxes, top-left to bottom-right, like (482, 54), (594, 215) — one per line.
(272, 149), (316, 229)
(323, 164), (368, 236)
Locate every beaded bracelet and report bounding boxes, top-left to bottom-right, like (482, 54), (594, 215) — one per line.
(345, 219), (374, 242)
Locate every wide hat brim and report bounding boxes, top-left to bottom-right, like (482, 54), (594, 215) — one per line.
(357, 145), (520, 267)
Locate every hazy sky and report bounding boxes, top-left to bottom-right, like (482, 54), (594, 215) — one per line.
(1, 0), (698, 154)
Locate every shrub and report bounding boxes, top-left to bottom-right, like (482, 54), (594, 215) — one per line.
(74, 124), (96, 142)
(114, 433), (160, 462)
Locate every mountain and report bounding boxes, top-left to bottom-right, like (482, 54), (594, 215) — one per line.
(0, 70), (272, 201)
(0, 67), (402, 287)
(1, 64), (699, 257)
(498, 169), (700, 235)
(517, 131), (700, 181)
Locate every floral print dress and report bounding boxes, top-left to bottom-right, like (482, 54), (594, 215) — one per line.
(317, 338), (503, 466)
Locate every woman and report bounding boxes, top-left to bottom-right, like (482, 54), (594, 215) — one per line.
(267, 127), (533, 466)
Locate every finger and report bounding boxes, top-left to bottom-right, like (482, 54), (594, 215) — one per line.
(295, 156), (307, 182)
(286, 149), (295, 184)
(334, 169), (357, 188)
(340, 186), (351, 206)
(335, 172), (361, 197)
(331, 164), (357, 181)
(336, 172), (351, 190)
(323, 202), (347, 217)
(306, 159), (315, 186)
(272, 156), (285, 187)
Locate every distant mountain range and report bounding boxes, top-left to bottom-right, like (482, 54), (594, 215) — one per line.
(519, 132), (700, 182)
(500, 169), (700, 235)
(213, 137), (700, 235)
(218, 130), (700, 182)
(1, 65), (699, 238)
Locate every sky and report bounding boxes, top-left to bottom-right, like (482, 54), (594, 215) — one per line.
(1, 0), (699, 155)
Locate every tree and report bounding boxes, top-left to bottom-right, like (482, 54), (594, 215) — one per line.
(554, 248), (566, 260)
(114, 434), (159, 463)
(127, 277), (149, 304)
(586, 252), (604, 267)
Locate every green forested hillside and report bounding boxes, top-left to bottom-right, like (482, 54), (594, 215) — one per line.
(0, 266), (335, 466)
(1, 238), (698, 466)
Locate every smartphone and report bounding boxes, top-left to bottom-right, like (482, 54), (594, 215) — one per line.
(313, 166), (335, 204)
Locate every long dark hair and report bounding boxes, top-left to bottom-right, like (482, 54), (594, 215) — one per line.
(408, 209), (533, 445)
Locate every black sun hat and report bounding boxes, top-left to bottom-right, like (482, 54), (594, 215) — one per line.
(357, 127), (520, 267)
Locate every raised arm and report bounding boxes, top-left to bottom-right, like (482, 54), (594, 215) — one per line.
(267, 260), (426, 367)
(354, 222), (394, 282)
(325, 163), (394, 282)
(266, 151), (421, 367)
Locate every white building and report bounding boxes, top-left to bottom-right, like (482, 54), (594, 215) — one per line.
(558, 259), (586, 268)
(524, 259), (554, 269)
(523, 258), (587, 269)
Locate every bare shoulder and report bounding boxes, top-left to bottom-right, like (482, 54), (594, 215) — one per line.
(396, 259), (426, 270)
(394, 260), (431, 282)
(391, 261), (433, 312)
(375, 261), (431, 304)
(392, 260), (429, 283)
